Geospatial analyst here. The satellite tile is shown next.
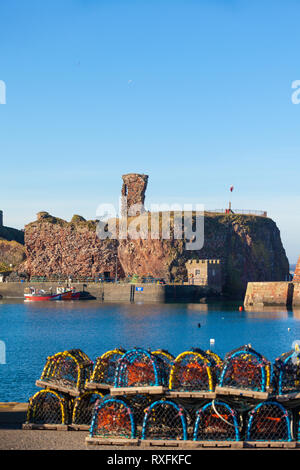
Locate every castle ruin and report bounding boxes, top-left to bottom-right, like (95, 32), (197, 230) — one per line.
(121, 173), (148, 216)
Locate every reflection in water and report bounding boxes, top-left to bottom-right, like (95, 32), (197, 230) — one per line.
(244, 306), (289, 320)
(292, 308), (300, 320)
(2, 300), (300, 401)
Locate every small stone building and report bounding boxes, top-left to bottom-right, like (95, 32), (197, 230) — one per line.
(186, 259), (223, 293)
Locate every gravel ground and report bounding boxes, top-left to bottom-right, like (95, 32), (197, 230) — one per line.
(0, 403), (158, 451)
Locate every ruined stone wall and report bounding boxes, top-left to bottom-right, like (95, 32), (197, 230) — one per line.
(121, 173), (148, 216)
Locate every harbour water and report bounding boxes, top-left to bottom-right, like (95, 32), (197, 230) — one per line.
(1, 299), (300, 402)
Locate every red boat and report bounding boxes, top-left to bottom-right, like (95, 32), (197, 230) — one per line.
(24, 286), (81, 302)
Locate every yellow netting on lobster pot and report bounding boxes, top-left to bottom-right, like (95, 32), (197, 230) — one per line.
(26, 389), (71, 425)
(169, 350), (213, 392)
(89, 348), (125, 386)
(39, 349), (93, 393)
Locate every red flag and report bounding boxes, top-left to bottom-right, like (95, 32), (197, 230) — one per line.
(230, 185), (234, 192)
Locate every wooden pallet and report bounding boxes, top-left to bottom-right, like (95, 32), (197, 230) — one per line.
(85, 382), (111, 391)
(110, 386), (166, 396)
(22, 423), (69, 431)
(244, 441), (296, 449)
(166, 391), (216, 399)
(276, 392), (300, 402)
(35, 380), (81, 397)
(215, 386), (270, 400)
(68, 424), (90, 431)
(140, 440), (189, 448)
(86, 437), (139, 446)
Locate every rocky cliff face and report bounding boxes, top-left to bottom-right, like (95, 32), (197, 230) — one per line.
(21, 212), (123, 278)
(118, 212), (289, 296)
(0, 225), (25, 272)
(20, 210), (289, 297)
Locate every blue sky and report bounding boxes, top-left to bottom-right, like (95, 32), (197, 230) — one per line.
(0, 0), (300, 263)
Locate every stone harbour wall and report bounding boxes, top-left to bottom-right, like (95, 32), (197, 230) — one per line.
(244, 281), (300, 307)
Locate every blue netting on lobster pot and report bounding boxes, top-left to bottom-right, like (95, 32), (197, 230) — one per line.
(141, 400), (188, 441)
(169, 349), (214, 392)
(89, 348), (125, 387)
(246, 401), (292, 442)
(193, 400), (241, 441)
(124, 394), (153, 437)
(26, 389), (72, 425)
(39, 349), (93, 393)
(89, 396), (136, 439)
(152, 349), (174, 376)
(218, 345), (272, 392)
(72, 391), (104, 425)
(273, 349), (300, 395)
(114, 348), (167, 388)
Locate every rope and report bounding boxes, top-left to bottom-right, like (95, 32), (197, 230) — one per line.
(211, 400), (243, 431)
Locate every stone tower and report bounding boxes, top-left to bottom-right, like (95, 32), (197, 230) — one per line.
(121, 173), (149, 216)
(293, 256), (300, 282)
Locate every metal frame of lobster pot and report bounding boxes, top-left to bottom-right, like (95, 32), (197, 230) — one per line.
(273, 349), (300, 398)
(85, 348), (125, 391)
(23, 389), (72, 429)
(215, 344), (272, 399)
(193, 400), (242, 442)
(246, 400), (293, 443)
(141, 399), (188, 443)
(87, 396), (137, 445)
(110, 348), (168, 396)
(36, 349), (94, 397)
(71, 390), (104, 428)
(168, 348), (215, 398)
(151, 349), (174, 379)
(205, 350), (223, 382)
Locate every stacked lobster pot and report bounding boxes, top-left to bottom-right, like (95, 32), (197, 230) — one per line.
(214, 344), (297, 447)
(23, 348), (99, 430)
(22, 344), (300, 447)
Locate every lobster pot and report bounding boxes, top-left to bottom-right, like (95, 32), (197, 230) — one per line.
(90, 397), (135, 439)
(89, 348), (125, 386)
(169, 350), (213, 392)
(205, 350), (223, 382)
(246, 401), (292, 442)
(193, 401), (241, 441)
(125, 394), (153, 437)
(152, 349), (174, 381)
(114, 348), (167, 388)
(72, 391), (104, 425)
(39, 349), (93, 393)
(273, 350), (300, 395)
(218, 345), (272, 392)
(142, 400), (188, 441)
(26, 389), (71, 425)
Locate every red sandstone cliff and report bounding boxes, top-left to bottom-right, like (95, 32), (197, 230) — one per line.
(19, 210), (289, 297)
(117, 212), (289, 296)
(21, 212), (123, 278)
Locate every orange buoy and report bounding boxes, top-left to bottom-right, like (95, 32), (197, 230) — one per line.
(239, 306), (243, 312)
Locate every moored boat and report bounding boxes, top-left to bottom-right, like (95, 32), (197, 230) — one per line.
(24, 286), (81, 302)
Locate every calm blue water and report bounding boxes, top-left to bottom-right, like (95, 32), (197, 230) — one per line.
(1, 299), (300, 402)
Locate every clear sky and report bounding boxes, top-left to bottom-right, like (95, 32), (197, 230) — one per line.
(1, 0), (300, 263)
